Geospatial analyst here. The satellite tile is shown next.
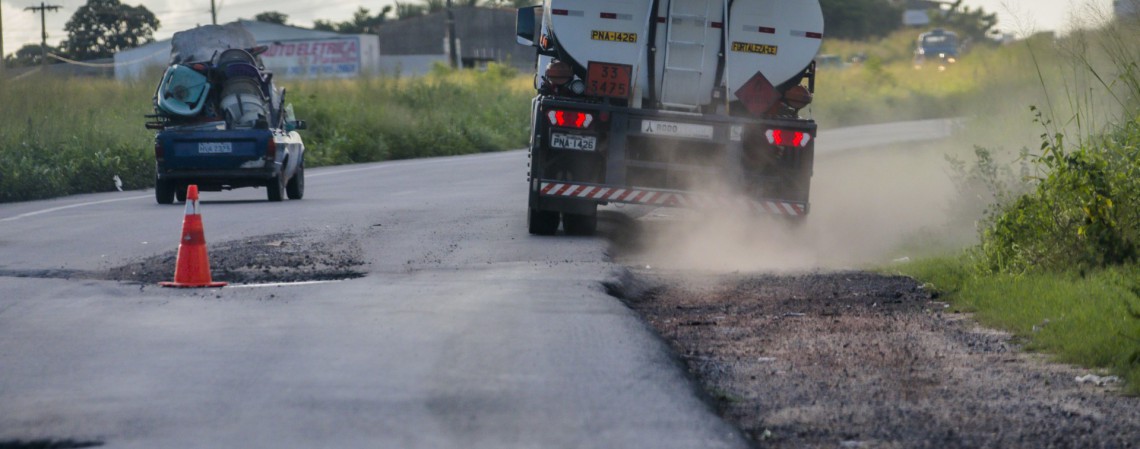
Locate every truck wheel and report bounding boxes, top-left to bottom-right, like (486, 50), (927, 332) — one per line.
(267, 174), (286, 202)
(155, 177), (175, 204)
(175, 186), (187, 203)
(528, 205), (560, 235)
(562, 210), (597, 236)
(286, 162), (305, 200)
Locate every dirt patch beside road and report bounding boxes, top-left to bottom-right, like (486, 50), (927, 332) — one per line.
(610, 268), (1140, 448)
(600, 140), (1140, 447)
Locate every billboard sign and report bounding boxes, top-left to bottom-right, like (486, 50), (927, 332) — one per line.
(261, 38), (362, 78)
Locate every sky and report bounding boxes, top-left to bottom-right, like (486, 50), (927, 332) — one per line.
(0, 0), (1121, 59)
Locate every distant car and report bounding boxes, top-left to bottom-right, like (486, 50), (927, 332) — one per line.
(914, 28), (960, 70)
(814, 54), (846, 69)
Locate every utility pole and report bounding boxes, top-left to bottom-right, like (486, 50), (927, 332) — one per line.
(25, 2), (61, 70)
(210, 0), (217, 25)
(1, 4), (6, 76)
(445, 0), (458, 68)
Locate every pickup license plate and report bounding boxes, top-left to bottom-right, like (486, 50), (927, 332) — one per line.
(197, 142), (233, 154)
(551, 133), (597, 151)
(587, 62), (632, 99)
(640, 120), (715, 140)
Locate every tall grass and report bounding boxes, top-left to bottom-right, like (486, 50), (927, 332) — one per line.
(289, 63), (533, 166)
(899, 17), (1140, 393)
(896, 257), (1140, 394)
(812, 31), (1058, 127)
(0, 78), (155, 202)
(974, 20), (1140, 275)
(0, 63), (534, 203)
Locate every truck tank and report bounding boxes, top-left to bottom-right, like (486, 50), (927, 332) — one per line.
(543, 0), (823, 110)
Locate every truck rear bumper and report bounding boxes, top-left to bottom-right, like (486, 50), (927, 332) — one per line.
(157, 166), (280, 191)
(536, 180), (809, 217)
(531, 97), (816, 217)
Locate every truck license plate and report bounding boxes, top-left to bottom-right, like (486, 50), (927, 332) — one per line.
(587, 62), (632, 99)
(639, 120), (715, 140)
(198, 142), (233, 154)
(551, 133), (597, 151)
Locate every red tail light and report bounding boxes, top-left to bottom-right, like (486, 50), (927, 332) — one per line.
(546, 109), (594, 129)
(266, 138), (277, 159)
(765, 129), (812, 148)
(154, 140), (164, 160)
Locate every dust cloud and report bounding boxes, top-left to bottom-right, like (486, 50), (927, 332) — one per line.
(615, 139), (975, 272)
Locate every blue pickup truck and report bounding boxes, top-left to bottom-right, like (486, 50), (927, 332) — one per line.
(147, 23), (307, 204)
(913, 28), (960, 70)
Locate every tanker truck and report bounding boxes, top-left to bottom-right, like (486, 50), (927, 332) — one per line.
(516, 0), (823, 235)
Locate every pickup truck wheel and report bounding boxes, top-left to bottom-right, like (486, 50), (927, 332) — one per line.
(155, 177), (175, 204)
(175, 186), (187, 203)
(528, 205), (560, 235)
(267, 174), (286, 202)
(286, 162), (305, 200)
(562, 210), (597, 236)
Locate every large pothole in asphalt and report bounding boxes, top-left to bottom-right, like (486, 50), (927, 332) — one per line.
(107, 230), (367, 284)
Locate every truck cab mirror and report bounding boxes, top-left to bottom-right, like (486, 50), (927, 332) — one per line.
(516, 6), (540, 46)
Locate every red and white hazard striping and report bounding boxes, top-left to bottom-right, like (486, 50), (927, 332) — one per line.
(539, 182), (807, 216)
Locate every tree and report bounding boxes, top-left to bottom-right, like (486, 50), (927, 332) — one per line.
(4, 43), (61, 67)
(394, 2), (427, 19)
(62, 0), (159, 60)
(394, 0), (451, 20)
(254, 11), (289, 25)
(819, 0), (904, 40)
(314, 6), (392, 33)
(929, 0), (998, 43)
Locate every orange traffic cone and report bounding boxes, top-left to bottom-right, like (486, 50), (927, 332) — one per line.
(160, 185), (227, 288)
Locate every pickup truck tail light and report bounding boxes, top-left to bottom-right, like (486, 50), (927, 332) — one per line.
(154, 140), (165, 161)
(765, 129), (812, 148)
(265, 138), (277, 159)
(546, 110), (593, 129)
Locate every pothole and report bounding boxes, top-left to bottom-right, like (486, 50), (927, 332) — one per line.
(108, 230), (367, 284)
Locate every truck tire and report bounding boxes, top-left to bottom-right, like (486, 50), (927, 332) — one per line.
(528, 205), (560, 235)
(286, 162), (305, 200)
(155, 177), (175, 204)
(562, 209), (597, 236)
(267, 174), (286, 202)
(175, 186), (187, 203)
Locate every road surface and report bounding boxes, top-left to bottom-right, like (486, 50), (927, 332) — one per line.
(0, 120), (954, 448)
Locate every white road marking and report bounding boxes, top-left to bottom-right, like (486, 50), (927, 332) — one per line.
(227, 279), (352, 288)
(0, 151), (524, 222)
(0, 195), (151, 223)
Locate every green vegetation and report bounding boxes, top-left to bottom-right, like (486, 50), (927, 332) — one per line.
(0, 78), (154, 202)
(0, 64), (532, 202)
(290, 63), (532, 167)
(812, 30), (1057, 127)
(894, 19), (1140, 394)
(897, 257), (1140, 394)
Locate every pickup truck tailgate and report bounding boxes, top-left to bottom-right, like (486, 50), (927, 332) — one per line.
(158, 129), (269, 170)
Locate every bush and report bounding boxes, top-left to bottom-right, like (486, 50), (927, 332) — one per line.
(971, 20), (1140, 274)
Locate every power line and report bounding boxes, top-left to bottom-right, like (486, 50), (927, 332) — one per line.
(25, 2), (61, 69)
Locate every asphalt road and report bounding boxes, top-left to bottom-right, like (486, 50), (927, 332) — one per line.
(0, 119), (955, 448)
